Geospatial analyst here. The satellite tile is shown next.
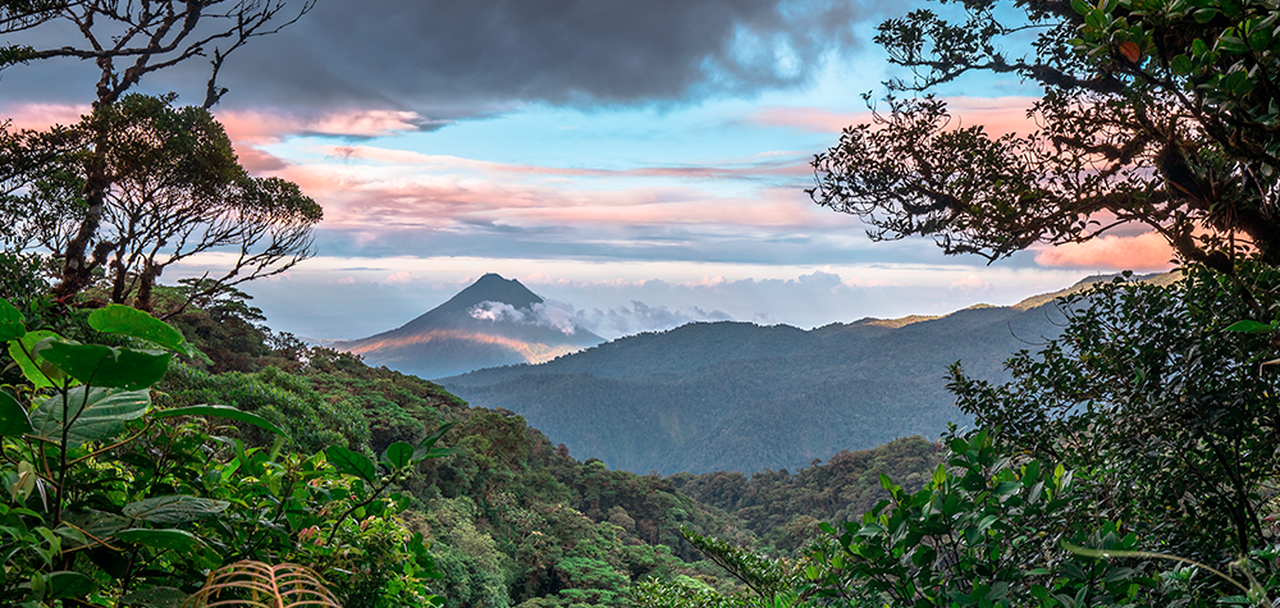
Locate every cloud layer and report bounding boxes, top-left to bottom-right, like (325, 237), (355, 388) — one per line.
(213, 0), (882, 115)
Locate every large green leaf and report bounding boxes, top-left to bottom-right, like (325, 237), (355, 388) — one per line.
(46, 571), (97, 599)
(0, 389), (31, 437)
(382, 441), (415, 468)
(117, 528), (206, 553)
(153, 404), (285, 436)
(413, 422), (457, 461)
(29, 386), (151, 447)
(123, 495), (229, 524)
(89, 305), (192, 355)
(1225, 319), (1275, 333)
(326, 445), (376, 482)
(43, 342), (170, 390)
(8, 330), (70, 388)
(62, 510), (130, 547)
(0, 297), (23, 341)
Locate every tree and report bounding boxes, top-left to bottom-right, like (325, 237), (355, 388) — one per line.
(809, 0), (1280, 274)
(2, 94), (321, 315)
(0, 0), (312, 300)
(948, 264), (1280, 563)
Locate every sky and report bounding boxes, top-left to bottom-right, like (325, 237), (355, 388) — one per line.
(1, 0), (1175, 341)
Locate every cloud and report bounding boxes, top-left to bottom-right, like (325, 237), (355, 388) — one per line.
(198, 0), (886, 116)
(1034, 232), (1175, 271)
(470, 301), (526, 323)
(227, 256), (1093, 340)
(3, 0), (884, 115)
(949, 273), (991, 294)
(384, 270), (414, 284)
(2, 103), (89, 130)
(752, 96), (1040, 136)
(470, 300), (585, 335)
(0, 103), (440, 173)
(575, 300), (735, 335)
(213, 109), (444, 173)
(217, 110), (441, 144)
(268, 148), (828, 245)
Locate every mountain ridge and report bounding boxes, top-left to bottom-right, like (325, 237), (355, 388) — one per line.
(441, 271), (1176, 475)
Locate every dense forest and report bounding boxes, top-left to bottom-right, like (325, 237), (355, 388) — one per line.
(5, 0), (1280, 606)
(0, 275), (946, 606)
(443, 285), (1088, 475)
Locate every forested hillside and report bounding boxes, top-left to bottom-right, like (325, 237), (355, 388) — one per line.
(444, 295), (1072, 474)
(669, 436), (946, 554)
(0, 266), (955, 606)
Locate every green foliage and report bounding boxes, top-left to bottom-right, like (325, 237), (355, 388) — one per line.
(670, 436), (945, 555)
(950, 262), (1280, 562)
(0, 296), (446, 606)
(643, 259), (1280, 607)
(679, 526), (804, 604)
(0, 252), (52, 323)
(171, 322), (754, 607)
(158, 364), (370, 454)
(807, 429), (1098, 607)
(2, 94), (322, 311)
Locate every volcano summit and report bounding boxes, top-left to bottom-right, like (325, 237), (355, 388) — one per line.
(334, 273), (603, 379)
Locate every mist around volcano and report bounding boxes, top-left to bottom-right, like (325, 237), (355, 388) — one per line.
(335, 273), (603, 379)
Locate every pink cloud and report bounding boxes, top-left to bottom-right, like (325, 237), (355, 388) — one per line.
(310, 143), (811, 181)
(1035, 232), (1175, 271)
(275, 151), (824, 232)
(384, 270), (414, 284)
(752, 96), (1039, 137)
(215, 109), (436, 177)
(237, 147), (289, 172)
(3, 103), (434, 176)
(945, 97), (1040, 136)
(949, 273), (991, 291)
(3, 103), (90, 130)
(216, 109), (431, 143)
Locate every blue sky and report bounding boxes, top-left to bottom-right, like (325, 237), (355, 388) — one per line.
(1, 0), (1173, 340)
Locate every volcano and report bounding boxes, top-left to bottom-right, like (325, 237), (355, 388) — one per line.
(334, 273), (603, 379)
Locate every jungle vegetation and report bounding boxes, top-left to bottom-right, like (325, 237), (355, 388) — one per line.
(3, 0), (1280, 605)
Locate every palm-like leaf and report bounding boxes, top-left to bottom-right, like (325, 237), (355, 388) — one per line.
(183, 561), (342, 608)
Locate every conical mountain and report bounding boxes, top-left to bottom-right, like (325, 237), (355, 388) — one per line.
(335, 273), (603, 379)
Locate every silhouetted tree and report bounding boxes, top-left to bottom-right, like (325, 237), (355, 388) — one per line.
(811, 0), (1280, 274)
(3, 95), (320, 315)
(0, 0), (312, 299)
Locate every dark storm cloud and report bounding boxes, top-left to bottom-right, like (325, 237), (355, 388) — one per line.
(1, 0), (882, 121)
(213, 0), (878, 114)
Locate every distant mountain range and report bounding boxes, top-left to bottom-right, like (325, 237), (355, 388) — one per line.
(334, 273), (603, 379)
(439, 273), (1173, 475)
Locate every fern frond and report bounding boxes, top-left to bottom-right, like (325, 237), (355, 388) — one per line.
(183, 560), (343, 608)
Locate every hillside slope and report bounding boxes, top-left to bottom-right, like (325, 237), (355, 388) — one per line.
(443, 297), (1072, 475)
